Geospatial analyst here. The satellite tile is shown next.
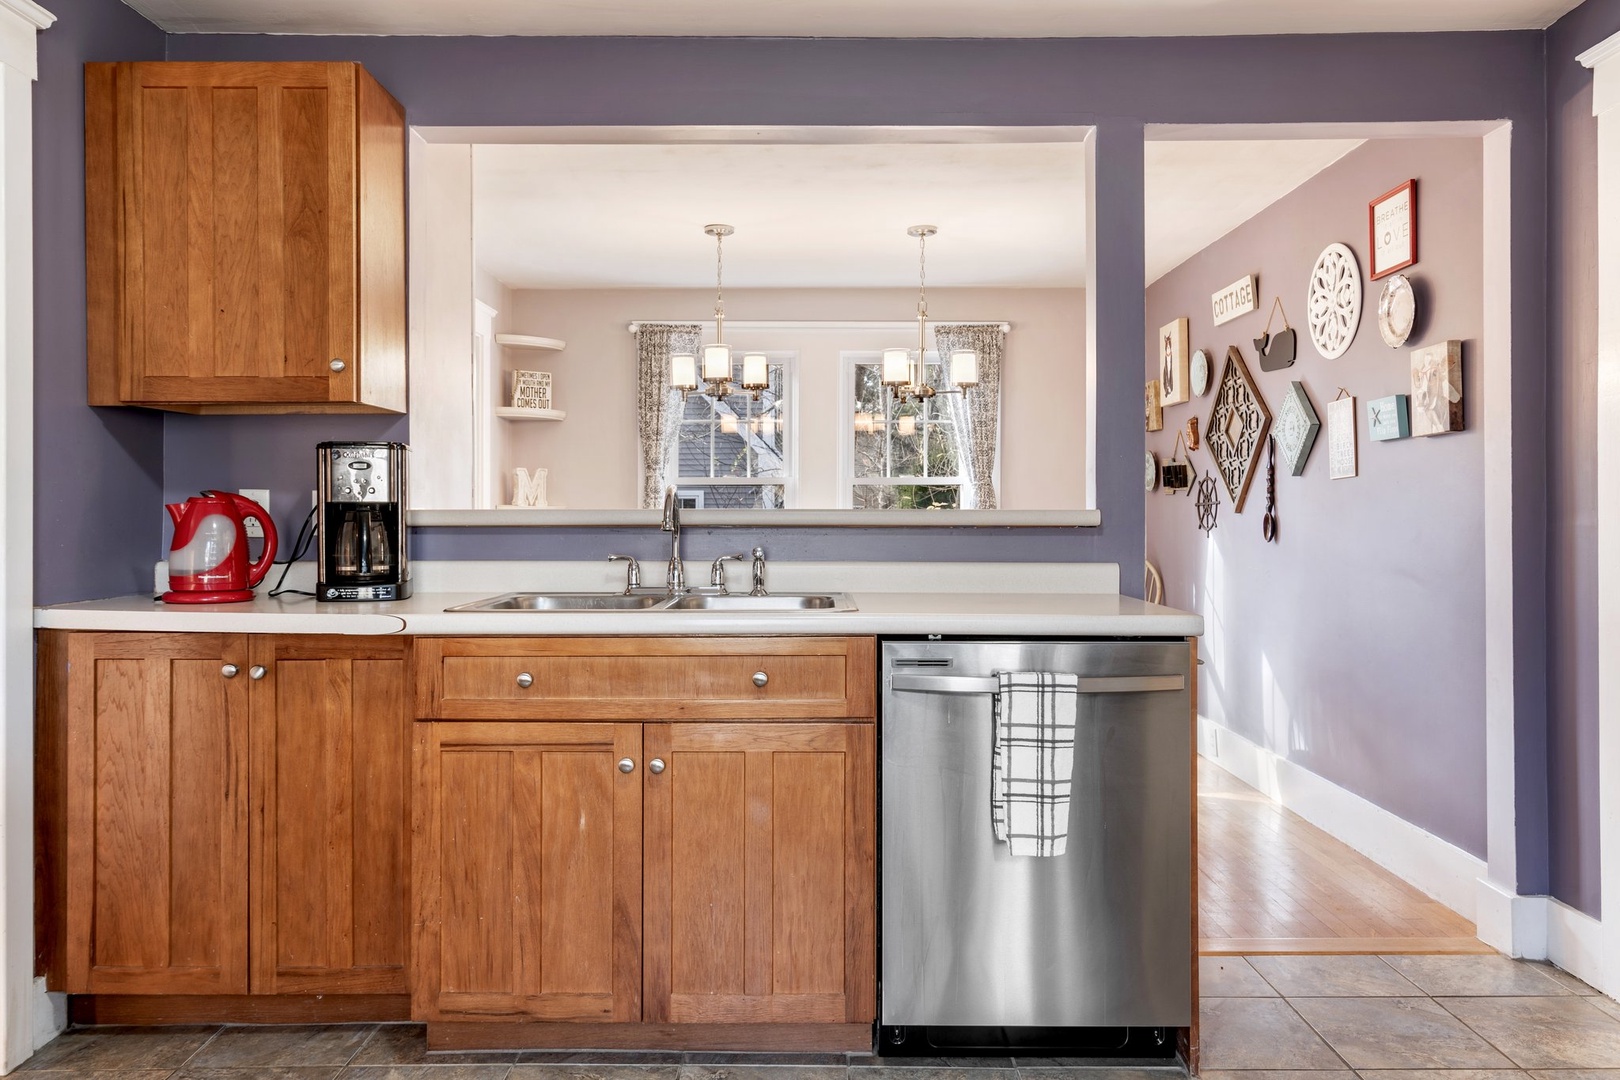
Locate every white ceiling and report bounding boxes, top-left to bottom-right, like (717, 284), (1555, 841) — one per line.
(471, 137), (1368, 291)
(126, 0), (1583, 37)
(1144, 139), (1364, 283)
(471, 142), (1089, 290)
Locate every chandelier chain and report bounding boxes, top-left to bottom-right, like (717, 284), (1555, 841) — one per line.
(917, 230), (928, 320)
(714, 229), (725, 321)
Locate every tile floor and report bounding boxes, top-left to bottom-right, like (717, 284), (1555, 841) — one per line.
(20, 954), (1620, 1080)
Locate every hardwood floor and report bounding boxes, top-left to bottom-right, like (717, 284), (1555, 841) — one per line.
(1198, 759), (1492, 955)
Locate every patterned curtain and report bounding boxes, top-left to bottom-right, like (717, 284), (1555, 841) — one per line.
(635, 323), (702, 509)
(933, 323), (1005, 509)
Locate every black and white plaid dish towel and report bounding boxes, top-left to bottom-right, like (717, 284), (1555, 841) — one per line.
(991, 670), (1081, 857)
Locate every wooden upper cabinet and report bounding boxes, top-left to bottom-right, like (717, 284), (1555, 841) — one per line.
(247, 636), (411, 995)
(85, 62), (406, 413)
(62, 633), (250, 995)
(643, 723), (876, 1026)
(413, 721), (644, 1023)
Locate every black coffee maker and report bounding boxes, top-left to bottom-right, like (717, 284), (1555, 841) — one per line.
(316, 441), (411, 601)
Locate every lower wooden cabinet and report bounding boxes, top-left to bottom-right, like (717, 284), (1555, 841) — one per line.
(248, 636), (411, 994)
(59, 633), (251, 995)
(412, 722), (644, 1022)
(40, 632), (411, 997)
(414, 719), (876, 1027)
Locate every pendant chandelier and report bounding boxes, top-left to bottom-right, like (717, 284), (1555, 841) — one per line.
(671, 224), (771, 402)
(882, 224), (979, 406)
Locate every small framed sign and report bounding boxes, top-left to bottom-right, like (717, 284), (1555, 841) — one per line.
(1368, 394), (1411, 441)
(1369, 179), (1417, 280)
(1211, 274), (1259, 327)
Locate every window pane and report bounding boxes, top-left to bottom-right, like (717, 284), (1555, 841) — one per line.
(676, 484), (784, 510)
(852, 484), (960, 510)
(676, 359), (789, 482)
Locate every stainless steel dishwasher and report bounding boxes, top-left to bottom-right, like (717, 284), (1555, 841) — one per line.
(880, 639), (1192, 1054)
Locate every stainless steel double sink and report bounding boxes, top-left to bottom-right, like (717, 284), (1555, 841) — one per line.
(445, 591), (855, 613)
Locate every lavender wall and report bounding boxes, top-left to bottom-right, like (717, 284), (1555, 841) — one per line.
(1146, 138), (1486, 857)
(146, 33), (1547, 608)
(32, 0), (165, 605)
(1543, 0), (1620, 916)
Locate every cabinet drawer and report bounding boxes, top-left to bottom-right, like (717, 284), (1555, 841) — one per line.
(416, 637), (876, 720)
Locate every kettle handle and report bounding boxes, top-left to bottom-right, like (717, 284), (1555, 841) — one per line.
(216, 491), (279, 588)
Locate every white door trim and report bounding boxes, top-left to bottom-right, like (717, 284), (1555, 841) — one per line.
(1579, 30), (1620, 1000)
(0, 0), (53, 1069)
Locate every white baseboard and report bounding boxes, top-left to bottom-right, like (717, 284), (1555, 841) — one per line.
(1198, 716), (1486, 922)
(30, 977), (63, 1052)
(1547, 897), (1606, 992)
(1475, 876), (1546, 957)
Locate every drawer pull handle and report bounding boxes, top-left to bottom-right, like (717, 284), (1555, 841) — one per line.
(249, 665), (267, 681)
(221, 664), (239, 679)
(649, 758), (666, 774)
(330, 358), (347, 372)
(516, 672), (534, 689)
(752, 671), (768, 688)
(618, 757), (636, 774)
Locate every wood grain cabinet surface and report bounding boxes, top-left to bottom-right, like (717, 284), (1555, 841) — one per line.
(413, 636), (878, 1037)
(39, 632), (411, 1000)
(85, 62), (405, 413)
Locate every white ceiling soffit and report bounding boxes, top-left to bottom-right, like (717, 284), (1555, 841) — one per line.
(471, 142), (1088, 290)
(1143, 139), (1365, 285)
(126, 0), (1583, 36)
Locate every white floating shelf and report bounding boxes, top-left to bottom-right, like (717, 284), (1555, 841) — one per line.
(496, 333), (566, 351)
(494, 407), (566, 421)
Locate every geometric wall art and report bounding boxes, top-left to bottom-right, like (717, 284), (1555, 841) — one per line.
(1410, 339), (1463, 436)
(1204, 345), (1273, 512)
(1273, 381), (1321, 476)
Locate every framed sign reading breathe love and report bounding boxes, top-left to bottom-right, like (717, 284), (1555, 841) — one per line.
(1369, 179), (1417, 280)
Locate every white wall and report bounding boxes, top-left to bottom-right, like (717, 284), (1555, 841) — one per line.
(491, 286), (1086, 511)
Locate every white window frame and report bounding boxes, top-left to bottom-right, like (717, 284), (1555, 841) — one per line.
(674, 350), (799, 509)
(839, 350), (968, 510)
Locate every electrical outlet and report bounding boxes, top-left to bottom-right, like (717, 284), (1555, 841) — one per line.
(239, 489), (270, 539)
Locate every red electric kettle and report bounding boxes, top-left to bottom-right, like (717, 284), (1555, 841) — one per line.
(161, 491), (278, 604)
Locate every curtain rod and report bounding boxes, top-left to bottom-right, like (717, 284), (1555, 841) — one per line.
(627, 319), (1012, 334)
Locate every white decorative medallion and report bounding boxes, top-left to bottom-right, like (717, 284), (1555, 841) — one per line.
(1307, 242), (1362, 359)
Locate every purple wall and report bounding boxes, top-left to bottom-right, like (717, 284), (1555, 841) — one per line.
(1146, 138), (1486, 857)
(1543, 0), (1620, 916)
(32, 0), (165, 605)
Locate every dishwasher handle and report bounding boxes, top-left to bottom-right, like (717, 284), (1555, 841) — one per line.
(888, 672), (1186, 695)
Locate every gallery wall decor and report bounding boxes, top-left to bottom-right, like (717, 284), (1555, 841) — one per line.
(1205, 345), (1273, 513)
(1146, 379), (1164, 432)
(1159, 317), (1190, 406)
(1145, 450), (1160, 492)
(1255, 297), (1298, 372)
(1327, 390), (1358, 479)
(1186, 415), (1200, 451)
(1162, 431), (1193, 493)
(1190, 348), (1212, 397)
(1377, 273), (1416, 348)
(1273, 381), (1321, 476)
(1307, 242), (1363, 359)
(1261, 437), (1278, 543)
(1369, 178), (1417, 280)
(1195, 473), (1221, 534)
(1410, 339), (1464, 436)
(1212, 274), (1259, 327)
(1368, 393), (1412, 441)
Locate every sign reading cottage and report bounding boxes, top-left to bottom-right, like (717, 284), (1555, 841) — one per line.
(1211, 274), (1258, 327)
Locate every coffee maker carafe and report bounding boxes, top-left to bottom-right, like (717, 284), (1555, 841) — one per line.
(317, 441), (411, 601)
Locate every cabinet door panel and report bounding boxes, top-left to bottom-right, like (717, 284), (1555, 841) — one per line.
(644, 723), (874, 1025)
(415, 722), (642, 1022)
(121, 63), (355, 404)
(249, 637), (409, 995)
(66, 634), (249, 994)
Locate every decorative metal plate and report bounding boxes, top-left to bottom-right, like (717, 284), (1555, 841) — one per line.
(1195, 474), (1221, 534)
(1274, 381), (1320, 476)
(1190, 348), (1211, 397)
(1146, 450), (1159, 492)
(1377, 273), (1416, 348)
(1307, 242), (1363, 359)
(1205, 345), (1272, 513)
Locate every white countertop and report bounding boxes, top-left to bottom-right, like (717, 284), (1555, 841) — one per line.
(35, 560), (1202, 638)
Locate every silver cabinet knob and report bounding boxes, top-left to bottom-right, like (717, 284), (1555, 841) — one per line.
(329, 358), (347, 372)
(249, 665), (267, 681)
(649, 758), (666, 774)
(618, 757), (635, 774)
(516, 672), (534, 688)
(752, 670), (768, 688)
(221, 664), (239, 678)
